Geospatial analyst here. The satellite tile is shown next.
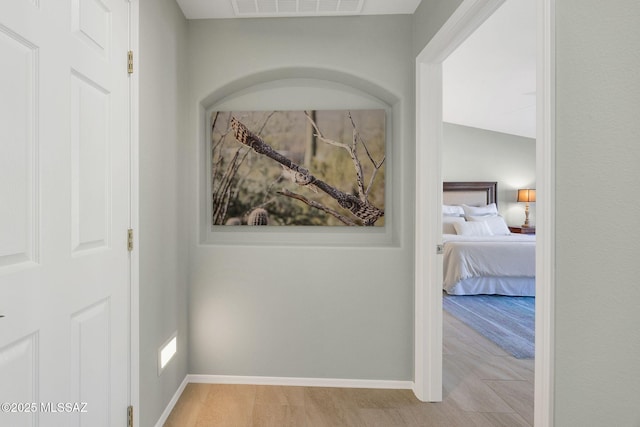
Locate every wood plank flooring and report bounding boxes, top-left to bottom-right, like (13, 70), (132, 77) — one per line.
(164, 311), (534, 426)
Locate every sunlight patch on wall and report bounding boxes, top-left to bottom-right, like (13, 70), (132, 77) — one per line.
(158, 333), (177, 375)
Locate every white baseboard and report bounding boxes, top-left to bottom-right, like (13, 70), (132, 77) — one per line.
(188, 374), (413, 390)
(153, 375), (189, 427)
(154, 374), (413, 426)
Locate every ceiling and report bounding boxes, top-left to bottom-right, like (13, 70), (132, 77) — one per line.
(443, 0), (536, 138)
(175, 0), (536, 139)
(176, 0), (422, 19)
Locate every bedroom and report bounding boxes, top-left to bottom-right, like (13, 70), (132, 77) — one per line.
(440, 0), (536, 298)
(430, 2), (536, 422)
(433, 0), (537, 419)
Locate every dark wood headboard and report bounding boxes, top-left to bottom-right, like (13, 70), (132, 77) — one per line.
(443, 182), (497, 206)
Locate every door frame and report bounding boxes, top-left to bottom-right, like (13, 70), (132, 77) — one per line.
(413, 1), (555, 426)
(128, 0), (140, 425)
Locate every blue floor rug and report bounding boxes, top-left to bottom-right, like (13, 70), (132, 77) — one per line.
(443, 294), (535, 359)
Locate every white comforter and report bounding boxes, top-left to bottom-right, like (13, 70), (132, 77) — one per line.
(442, 234), (535, 295)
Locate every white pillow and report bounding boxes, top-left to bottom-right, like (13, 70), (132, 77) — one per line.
(453, 221), (494, 236)
(442, 216), (465, 234)
(442, 204), (465, 217)
(468, 215), (511, 236)
(462, 203), (498, 218)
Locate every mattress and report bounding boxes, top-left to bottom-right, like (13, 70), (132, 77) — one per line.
(442, 234), (536, 296)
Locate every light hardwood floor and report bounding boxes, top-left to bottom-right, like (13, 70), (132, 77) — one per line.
(164, 311), (534, 426)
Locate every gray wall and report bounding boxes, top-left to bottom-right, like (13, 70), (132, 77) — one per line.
(185, 16), (416, 381)
(139, 1), (189, 425)
(443, 123), (536, 226)
(555, 0), (640, 425)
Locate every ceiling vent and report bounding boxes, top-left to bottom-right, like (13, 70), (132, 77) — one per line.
(232, 0), (364, 17)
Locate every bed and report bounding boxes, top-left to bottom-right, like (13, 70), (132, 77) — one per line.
(442, 182), (535, 296)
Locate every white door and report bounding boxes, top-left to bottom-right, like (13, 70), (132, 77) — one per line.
(0, 1), (131, 426)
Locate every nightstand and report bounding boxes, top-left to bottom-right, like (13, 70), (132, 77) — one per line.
(509, 226), (536, 234)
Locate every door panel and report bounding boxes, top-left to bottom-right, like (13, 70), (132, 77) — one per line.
(70, 299), (110, 425)
(0, 24), (38, 268)
(0, 333), (38, 427)
(72, 0), (111, 57)
(0, 1), (130, 426)
(70, 70), (111, 254)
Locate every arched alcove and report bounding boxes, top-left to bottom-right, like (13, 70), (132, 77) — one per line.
(199, 67), (400, 110)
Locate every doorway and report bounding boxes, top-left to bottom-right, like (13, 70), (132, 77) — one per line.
(413, 1), (555, 426)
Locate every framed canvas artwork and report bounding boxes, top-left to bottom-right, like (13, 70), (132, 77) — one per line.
(210, 109), (386, 226)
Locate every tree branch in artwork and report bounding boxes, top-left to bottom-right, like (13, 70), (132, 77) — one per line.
(277, 189), (358, 226)
(304, 111), (367, 202)
(230, 116), (384, 226)
(304, 111), (386, 202)
(347, 112), (386, 198)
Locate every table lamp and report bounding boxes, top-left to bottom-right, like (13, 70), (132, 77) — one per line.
(517, 189), (536, 227)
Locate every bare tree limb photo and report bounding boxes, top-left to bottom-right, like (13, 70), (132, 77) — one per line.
(277, 189), (358, 226)
(230, 116), (384, 226)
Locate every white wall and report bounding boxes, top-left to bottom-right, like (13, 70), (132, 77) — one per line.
(139, 1), (189, 425)
(555, 0), (640, 425)
(443, 123), (536, 226)
(186, 16), (416, 381)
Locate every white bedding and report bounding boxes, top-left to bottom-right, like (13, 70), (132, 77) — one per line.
(442, 234), (536, 296)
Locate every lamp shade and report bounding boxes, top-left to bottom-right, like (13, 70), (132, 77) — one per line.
(517, 189), (536, 203)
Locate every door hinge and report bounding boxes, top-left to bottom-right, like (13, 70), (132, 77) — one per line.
(127, 405), (133, 427)
(127, 229), (134, 252)
(127, 50), (134, 74)
(436, 244), (444, 255)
